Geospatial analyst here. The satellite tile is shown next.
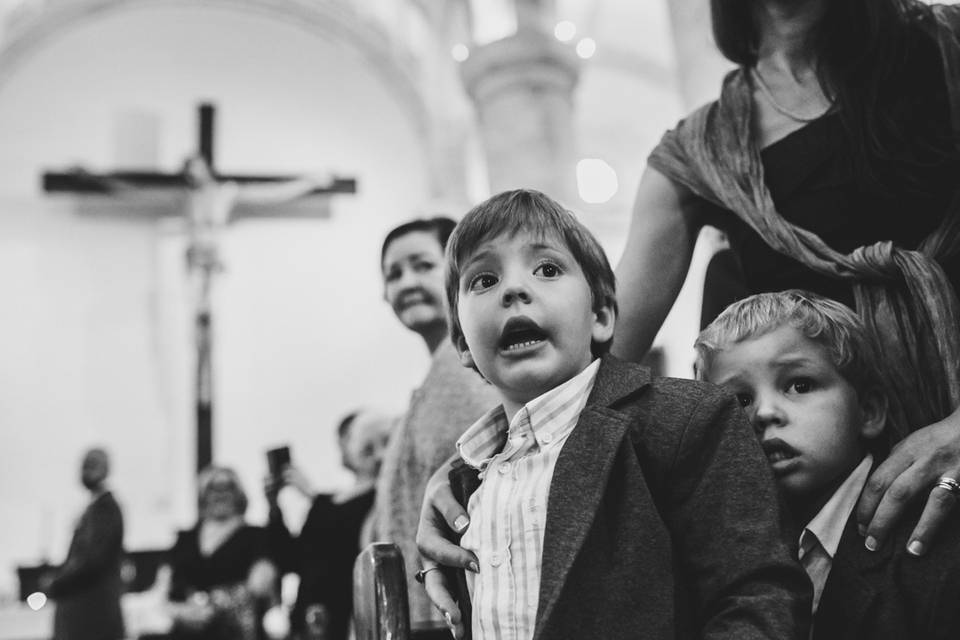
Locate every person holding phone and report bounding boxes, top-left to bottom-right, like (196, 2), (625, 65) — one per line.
(266, 410), (395, 640)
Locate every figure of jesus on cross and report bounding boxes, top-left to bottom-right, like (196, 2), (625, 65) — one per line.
(43, 104), (357, 472)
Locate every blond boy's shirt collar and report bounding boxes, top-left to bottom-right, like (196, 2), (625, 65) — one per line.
(799, 454), (873, 615)
(457, 358), (602, 471)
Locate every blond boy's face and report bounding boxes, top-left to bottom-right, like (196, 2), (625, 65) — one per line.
(704, 325), (883, 501)
(454, 230), (614, 414)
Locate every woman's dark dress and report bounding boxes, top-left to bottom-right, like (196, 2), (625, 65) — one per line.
(267, 489), (375, 640)
(168, 524), (272, 640)
(699, 29), (960, 326)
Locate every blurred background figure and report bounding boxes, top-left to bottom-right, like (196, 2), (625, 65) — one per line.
(44, 447), (125, 640)
(266, 409), (395, 640)
(166, 466), (277, 640)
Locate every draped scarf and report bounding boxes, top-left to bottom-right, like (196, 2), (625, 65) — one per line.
(647, 5), (960, 441)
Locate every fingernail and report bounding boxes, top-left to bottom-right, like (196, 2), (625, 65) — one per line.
(907, 540), (924, 556)
(865, 536), (878, 551)
(468, 561), (479, 573)
(857, 524), (866, 537)
(450, 630), (457, 639)
(444, 611), (453, 627)
(454, 515), (470, 532)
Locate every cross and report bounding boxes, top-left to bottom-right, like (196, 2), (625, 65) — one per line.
(42, 103), (357, 474)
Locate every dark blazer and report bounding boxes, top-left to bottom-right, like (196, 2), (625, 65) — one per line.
(814, 505), (960, 640)
(518, 356), (811, 639)
(49, 491), (125, 640)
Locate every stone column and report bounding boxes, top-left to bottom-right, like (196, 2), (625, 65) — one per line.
(460, 27), (580, 204)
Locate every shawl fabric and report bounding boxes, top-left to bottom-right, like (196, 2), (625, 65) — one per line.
(648, 5), (960, 440)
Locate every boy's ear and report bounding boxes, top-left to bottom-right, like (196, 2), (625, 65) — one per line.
(453, 333), (476, 370)
(591, 302), (616, 346)
(858, 388), (888, 441)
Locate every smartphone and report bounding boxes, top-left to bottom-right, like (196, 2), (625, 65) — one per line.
(266, 445), (291, 480)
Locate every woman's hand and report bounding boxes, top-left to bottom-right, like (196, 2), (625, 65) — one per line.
(857, 406), (960, 555)
(171, 595), (215, 631)
(415, 459), (478, 636)
(281, 466), (315, 499)
(247, 559), (278, 600)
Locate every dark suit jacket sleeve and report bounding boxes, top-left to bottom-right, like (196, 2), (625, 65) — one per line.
(48, 495), (124, 598)
(663, 387), (812, 640)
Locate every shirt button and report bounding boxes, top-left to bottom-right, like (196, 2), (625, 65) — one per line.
(541, 432), (554, 444)
(489, 552), (503, 567)
(498, 462), (511, 475)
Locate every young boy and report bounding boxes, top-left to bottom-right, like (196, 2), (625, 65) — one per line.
(695, 290), (960, 640)
(439, 189), (810, 639)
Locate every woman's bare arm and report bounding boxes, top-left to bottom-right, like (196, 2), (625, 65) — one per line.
(611, 167), (704, 362)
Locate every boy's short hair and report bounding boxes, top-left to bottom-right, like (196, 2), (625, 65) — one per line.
(444, 189), (617, 357)
(695, 290), (885, 400)
(380, 217), (458, 268)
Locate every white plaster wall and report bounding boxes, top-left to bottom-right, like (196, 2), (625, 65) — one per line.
(0, 3), (434, 597)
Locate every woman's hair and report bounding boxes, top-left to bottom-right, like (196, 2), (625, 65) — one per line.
(197, 465), (248, 516)
(712, 0), (954, 193)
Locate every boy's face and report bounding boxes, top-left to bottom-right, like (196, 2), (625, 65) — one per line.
(382, 231), (447, 337)
(454, 230), (614, 412)
(705, 325), (883, 501)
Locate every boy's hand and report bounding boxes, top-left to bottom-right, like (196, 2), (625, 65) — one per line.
(857, 407), (960, 555)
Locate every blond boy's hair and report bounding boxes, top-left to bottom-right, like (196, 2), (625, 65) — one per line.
(695, 290), (885, 401)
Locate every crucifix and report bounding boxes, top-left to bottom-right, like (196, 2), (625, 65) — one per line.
(43, 103), (357, 474)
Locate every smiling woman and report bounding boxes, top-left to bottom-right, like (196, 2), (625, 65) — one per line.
(165, 466), (277, 640)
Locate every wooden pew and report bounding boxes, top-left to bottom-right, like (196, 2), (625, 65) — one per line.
(353, 542), (410, 640)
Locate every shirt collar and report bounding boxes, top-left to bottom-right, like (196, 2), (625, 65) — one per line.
(457, 359), (601, 470)
(800, 454), (873, 560)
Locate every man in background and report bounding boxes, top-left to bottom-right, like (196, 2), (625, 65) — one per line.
(45, 447), (125, 640)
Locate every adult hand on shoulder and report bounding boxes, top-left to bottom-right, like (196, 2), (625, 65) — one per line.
(857, 407), (960, 556)
(415, 460), (478, 632)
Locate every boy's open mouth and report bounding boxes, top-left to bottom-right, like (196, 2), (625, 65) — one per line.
(499, 316), (548, 352)
(761, 438), (799, 465)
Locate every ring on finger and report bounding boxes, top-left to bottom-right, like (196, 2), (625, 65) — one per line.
(415, 566), (442, 584)
(934, 476), (960, 497)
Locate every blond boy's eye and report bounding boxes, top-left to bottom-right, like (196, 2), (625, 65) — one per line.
(736, 393), (752, 408)
(789, 379), (813, 394)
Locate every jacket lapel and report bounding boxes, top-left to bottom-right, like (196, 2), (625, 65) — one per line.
(813, 514), (890, 639)
(533, 357), (651, 638)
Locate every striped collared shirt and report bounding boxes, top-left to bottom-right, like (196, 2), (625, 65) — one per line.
(457, 359), (601, 640)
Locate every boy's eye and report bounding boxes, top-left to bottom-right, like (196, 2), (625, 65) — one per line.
(413, 260), (436, 273)
(788, 378), (813, 394)
(468, 273), (498, 291)
(735, 393), (753, 408)
(534, 262), (562, 278)
(385, 267), (401, 283)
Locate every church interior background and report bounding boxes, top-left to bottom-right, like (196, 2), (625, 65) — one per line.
(0, 0), (777, 633)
